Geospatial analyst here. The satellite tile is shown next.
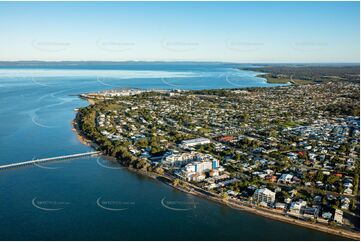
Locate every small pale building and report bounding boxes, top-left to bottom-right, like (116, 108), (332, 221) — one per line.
(334, 209), (343, 224)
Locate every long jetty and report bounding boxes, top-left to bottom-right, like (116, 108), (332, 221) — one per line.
(0, 151), (101, 170)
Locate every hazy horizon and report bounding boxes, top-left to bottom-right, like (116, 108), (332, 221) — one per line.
(0, 60), (359, 65)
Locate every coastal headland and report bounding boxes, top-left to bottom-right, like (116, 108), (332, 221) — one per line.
(73, 81), (360, 240)
(242, 64), (360, 85)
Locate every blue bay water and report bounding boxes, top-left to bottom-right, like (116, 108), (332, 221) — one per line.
(0, 62), (344, 240)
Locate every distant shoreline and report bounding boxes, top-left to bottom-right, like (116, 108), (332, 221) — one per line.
(72, 94), (359, 241)
(256, 73), (292, 84)
(242, 64), (360, 84)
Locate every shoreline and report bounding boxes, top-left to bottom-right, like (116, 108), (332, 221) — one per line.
(72, 98), (360, 241)
(72, 118), (97, 148)
(256, 73), (293, 85)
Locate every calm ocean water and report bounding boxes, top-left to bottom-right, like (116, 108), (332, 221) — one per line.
(0, 62), (344, 240)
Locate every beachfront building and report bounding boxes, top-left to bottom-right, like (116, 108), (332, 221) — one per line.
(334, 209), (343, 224)
(191, 173), (206, 182)
(289, 200), (307, 216)
(253, 188), (276, 205)
(181, 159), (220, 182)
(167, 151), (222, 182)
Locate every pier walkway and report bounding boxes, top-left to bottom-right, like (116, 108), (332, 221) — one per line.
(0, 151), (100, 170)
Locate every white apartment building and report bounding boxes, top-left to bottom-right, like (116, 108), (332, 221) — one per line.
(253, 188), (276, 205)
(194, 161), (213, 173)
(162, 152), (201, 167)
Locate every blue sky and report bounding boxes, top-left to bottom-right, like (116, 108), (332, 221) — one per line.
(0, 1), (359, 63)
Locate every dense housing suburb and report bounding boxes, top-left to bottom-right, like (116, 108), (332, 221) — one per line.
(77, 81), (360, 234)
